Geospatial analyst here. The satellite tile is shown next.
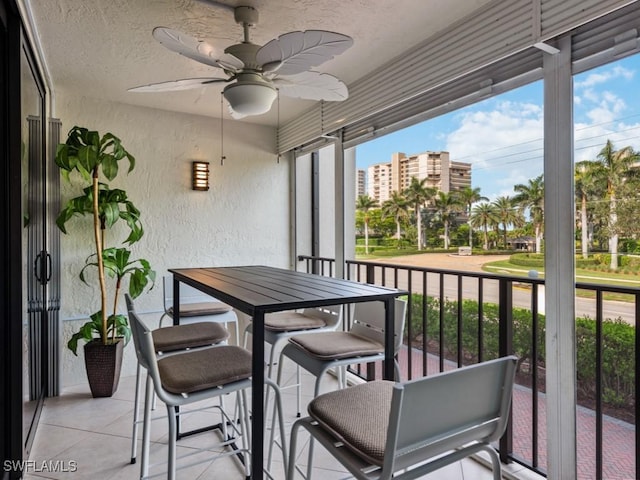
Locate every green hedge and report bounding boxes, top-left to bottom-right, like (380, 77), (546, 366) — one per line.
(509, 252), (545, 268)
(405, 294), (635, 410)
(509, 252), (619, 269)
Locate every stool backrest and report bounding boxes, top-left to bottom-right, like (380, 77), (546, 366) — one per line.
(382, 355), (517, 476)
(163, 275), (223, 310)
(301, 304), (343, 330)
(125, 294), (161, 381)
(350, 299), (407, 354)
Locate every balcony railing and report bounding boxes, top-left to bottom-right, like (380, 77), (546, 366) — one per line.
(297, 255), (638, 480)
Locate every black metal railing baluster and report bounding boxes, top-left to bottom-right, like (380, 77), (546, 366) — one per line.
(423, 270), (428, 377)
(457, 275), (463, 367)
(596, 289), (603, 480)
(532, 282), (539, 469)
(439, 273), (445, 373)
(296, 255), (638, 478)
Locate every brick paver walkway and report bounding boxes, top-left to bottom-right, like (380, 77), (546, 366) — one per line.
(371, 347), (636, 480)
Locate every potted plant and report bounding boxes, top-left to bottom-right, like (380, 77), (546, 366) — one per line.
(55, 126), (155, 397)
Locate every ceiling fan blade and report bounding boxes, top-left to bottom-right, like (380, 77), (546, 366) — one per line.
(257, 30), (353, 76)
(128, 78), (227, 93)
(273, 71), (349, 101)
(152, 27), (243, 72)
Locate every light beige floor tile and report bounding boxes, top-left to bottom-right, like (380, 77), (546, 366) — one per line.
(29, 364), (500, 480)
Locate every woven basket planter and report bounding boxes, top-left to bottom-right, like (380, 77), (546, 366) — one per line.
(84, 339), (124, 398)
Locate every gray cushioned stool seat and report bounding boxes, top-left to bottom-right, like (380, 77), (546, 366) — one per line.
(308, 380), (394, 466)
(158, 345), (253, 394)
(167, 301), (233, 317)
(152, 321), (229, 353)
(288, 331), (384, 360)
(264, 311), (327, 332)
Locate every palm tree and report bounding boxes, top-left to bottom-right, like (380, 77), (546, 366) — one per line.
(404, 177), (436, 250)
(594, 140), (640, 270)
(356, 195), (379, 255)
(470, 202), (499, 250)
(381, 191), (410, 249)
(492, 196), (520, 248)
(574, 161), (600, 259)
(432, 191), (462, 249)
(513, 175), (544, 253)
(455, 186), (488, 249)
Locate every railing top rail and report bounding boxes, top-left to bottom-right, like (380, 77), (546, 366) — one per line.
(297, 255), (640, 295)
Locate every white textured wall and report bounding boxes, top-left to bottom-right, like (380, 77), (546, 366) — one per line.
(54, 91), (290, 386)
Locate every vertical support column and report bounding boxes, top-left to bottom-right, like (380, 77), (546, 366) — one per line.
(288, 151), (297, 270)
(334, 134), (345, 279)
(311, 152), (320, 275)
(544, 35), (577, 480)
(344, 147), (356, 270)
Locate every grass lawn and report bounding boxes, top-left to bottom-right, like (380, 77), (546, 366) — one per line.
(482, 258), (640, 302)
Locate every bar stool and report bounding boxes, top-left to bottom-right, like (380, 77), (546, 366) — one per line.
(160, 275), (240, 344)
(243, 305), (343, 414)
(126, 295), (229, 465)
(126, 295), (288, 480)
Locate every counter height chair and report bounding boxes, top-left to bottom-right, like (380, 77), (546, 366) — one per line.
(243, 304), (343, 414)
(287, 355), (518, 480)
(276, 299), (407, 400)
(127, 296), (289, 480)
(126, 295), (230, 465)
(160, 275), (240, 345)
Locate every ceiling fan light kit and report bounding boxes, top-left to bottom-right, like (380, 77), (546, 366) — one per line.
(129, 4), (353, 119)
(223, 75), (277, 116)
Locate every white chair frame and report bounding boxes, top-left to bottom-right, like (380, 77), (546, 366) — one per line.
(160, 275), (240, 345)
(127, 298), (288, 480)
(288, 355), (518, 480)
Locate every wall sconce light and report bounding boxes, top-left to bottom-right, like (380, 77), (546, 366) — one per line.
(192, 161), (210, 191)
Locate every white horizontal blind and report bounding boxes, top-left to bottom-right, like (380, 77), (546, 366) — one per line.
(278, 0), (633, 154)
(572, 1), (640, 72)
(540, 0), (634, 41)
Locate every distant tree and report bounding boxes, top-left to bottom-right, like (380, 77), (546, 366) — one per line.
(594, 140), (640, 269)
(432, 191), (463, 249)
(513, 175), (544, 253)
(470, 202), (499, 250)
(574, 160), (601, 259)
(492, 196), (521, 248)
(382, 191), (410, 248)
(455, 186), (488, 249)
(368, 209), (396, 238)
(356, 195), (379, 255)
(404, 177), (436, 251)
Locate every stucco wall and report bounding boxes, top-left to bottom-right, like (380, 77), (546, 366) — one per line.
(54, 92), (290, 386)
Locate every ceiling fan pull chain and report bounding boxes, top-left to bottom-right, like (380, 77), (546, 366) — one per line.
(220, 92), (225, 165)
(277, 89), (280, 164)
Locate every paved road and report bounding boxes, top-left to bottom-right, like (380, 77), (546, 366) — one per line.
(368, 253), (637, 324)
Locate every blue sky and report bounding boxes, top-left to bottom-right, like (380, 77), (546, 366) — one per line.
(355, 55), (640, 200)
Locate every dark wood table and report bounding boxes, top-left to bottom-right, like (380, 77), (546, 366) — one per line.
(168, 265), (408, 480)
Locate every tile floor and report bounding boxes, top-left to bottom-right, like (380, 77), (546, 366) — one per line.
(24, 359), (537, 480)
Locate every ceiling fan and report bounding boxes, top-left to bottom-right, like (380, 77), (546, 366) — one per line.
(129, 5), (353, 119)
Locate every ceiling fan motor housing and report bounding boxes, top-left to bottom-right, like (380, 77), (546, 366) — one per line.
(234, 6), (259, 26)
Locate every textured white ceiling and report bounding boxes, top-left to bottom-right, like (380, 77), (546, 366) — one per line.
(27, 0), (493, 126)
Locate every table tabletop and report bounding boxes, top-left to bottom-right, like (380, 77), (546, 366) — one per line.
(168, 265), (407, 480)
(169, 264), (405, 315)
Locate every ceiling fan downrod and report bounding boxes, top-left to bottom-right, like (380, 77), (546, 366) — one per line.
(234, 6), (258, 43)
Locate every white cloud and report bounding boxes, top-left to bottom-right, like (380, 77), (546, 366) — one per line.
(446, 102), (543, 170)
(574, 65), (634, 89)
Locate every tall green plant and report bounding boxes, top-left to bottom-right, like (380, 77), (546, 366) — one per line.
(55, 126), (155, 354)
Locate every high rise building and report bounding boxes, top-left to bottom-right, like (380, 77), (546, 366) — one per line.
(356, 169), (366, 200)
(367, 151), (471, 203)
